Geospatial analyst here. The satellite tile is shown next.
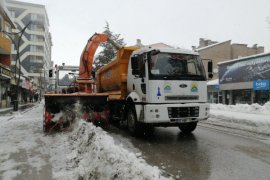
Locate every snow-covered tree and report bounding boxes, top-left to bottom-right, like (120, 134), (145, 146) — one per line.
(93, 22), (125, 70)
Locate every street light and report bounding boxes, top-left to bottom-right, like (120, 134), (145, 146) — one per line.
(1, 21), (31, 111)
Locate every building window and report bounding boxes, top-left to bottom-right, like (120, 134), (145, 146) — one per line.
(30, 45), (44, 53)
(31, 14), (38, 21)
(30, 45), (37, 52)
(30, 34), (44, 42)
(30, 34), (37, 41)
(10, 11), (15, 18)
(5, 23), (11, 33)
(30, 24), (44, 32)
(30, 55), (43, 63)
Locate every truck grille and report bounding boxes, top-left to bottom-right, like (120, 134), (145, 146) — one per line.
(165, 95), (199, 101)
(168, 107), (199, 118)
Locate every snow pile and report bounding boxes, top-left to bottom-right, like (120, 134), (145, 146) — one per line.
(0, 103), (169, 180)
(65, 121), (169, 180)
(0, 105), (49, 179)
(210, 102), (270, 115)
(207, 102), (270, 135)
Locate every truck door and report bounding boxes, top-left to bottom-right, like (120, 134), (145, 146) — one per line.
(130, 54), (147, 100)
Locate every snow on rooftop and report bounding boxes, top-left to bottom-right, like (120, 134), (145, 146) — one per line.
(148, 43), (173, 49)
(218, 51), (270, 65)
(195, 40), (231, 51)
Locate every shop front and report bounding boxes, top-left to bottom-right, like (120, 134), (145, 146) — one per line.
(207, 79), (222, 103)
(253, 80), (270, 105)
(0, 65), (12, 108)
(218, 52), (270, 105)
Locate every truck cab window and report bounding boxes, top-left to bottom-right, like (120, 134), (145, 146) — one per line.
(150, 53), (206, 80)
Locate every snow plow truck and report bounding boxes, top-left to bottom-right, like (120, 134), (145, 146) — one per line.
(44, 33), (213, 134)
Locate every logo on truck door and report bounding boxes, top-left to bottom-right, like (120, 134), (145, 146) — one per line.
(191, 83), (198, 92)
(164, 83), (172, 93)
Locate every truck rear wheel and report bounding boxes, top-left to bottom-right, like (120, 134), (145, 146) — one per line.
(127, 106), (140, 136)
(179, 122), (197, 134)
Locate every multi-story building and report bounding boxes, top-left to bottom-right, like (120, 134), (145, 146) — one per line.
(5, 0), (52, 94)
(193, 38), (264, 104)
(0, 3), (15, 108)
(193, 38), (264, 80)
(218, 52), (270, 105)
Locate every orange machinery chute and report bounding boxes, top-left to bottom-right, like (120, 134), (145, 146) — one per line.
(77, 33), (121, 93)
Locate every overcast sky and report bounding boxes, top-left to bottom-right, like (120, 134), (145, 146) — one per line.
(14, 0), (270, 66)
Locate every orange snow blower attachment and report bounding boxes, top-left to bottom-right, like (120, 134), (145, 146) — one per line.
(43, 33), (121, 132)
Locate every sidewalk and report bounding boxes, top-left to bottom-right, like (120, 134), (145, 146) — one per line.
(0, 103), (37, 115)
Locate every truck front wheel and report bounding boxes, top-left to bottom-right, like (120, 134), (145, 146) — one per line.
(127, 106), (139, 136)
(179, 122), (197, 134)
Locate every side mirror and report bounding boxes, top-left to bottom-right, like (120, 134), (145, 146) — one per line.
(131, 56), (140, 75)
(131, 56), (139, 70)
(208, 61), (213, 79)
(132, 69), (140, 75)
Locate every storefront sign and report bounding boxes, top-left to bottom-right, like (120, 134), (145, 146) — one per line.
(253, 80), (270, 90)
(0, 66), (12, 79)
(219, 54), (270, 84)
(22, 79), (31, 90)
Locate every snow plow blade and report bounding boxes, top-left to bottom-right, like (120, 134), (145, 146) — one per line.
(43, 93), (108, 132)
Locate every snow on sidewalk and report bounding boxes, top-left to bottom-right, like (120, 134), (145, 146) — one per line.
(0, 103), (170, 180)
(205, 102), (270, 135)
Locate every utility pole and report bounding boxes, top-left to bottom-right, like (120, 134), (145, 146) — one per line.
(39, 71), (42, 101)
(1, 22), (31, 111)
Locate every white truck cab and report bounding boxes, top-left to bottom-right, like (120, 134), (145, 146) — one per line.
(126, 47), (212, 134)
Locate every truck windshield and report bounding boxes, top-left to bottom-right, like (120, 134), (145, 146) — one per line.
(149, 53), (206, 80)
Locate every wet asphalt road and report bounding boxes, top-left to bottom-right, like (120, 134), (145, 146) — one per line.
(109, 123), (270, 180)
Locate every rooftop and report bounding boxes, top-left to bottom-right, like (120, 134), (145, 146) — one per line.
(195, 40), (231, 51)
(218, 51), (270, 65)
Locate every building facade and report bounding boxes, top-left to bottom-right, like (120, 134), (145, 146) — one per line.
(0, 3), (15, 108)
(193, 38), (264, 80)
(218, 52), (270, 105)
(5, 0), (52, 94)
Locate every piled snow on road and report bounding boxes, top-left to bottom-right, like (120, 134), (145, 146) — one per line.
(63, 121), (168, 180)
(206, 102), (270, 135)
(0, 103), (169, 179)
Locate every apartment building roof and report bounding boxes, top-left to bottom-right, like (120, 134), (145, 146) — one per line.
(0, 5), (15, 28)
(196, 40), (231, 51)
(7, 0), (50, 26)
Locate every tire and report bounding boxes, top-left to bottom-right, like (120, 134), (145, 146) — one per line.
(127, 105), (140, 136)
(179, 122), (197, 134)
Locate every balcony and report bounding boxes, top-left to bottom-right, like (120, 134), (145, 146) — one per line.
(0, 33), (12, 54)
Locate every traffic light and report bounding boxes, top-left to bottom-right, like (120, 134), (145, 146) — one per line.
(49, 69), (53, 77)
